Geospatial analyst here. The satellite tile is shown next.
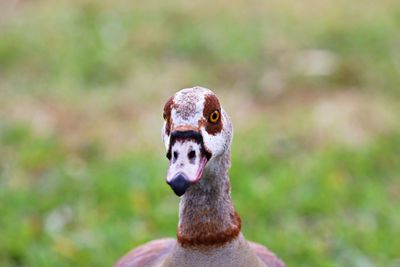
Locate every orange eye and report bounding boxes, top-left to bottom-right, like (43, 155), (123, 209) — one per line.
(209, 110), (220, 123)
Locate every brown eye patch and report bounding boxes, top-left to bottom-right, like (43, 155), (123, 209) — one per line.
(203, 94), (223, 135)
(163, 96), (174, 135)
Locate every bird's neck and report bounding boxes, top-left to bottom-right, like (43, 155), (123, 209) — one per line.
(177, 151), (241, 247)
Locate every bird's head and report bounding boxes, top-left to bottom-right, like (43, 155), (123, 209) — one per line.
(162, 86), (232, 196)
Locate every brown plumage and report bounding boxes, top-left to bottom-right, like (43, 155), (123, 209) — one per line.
(115, 87), (285, 267)
(115, 239), (284, 267)
(249, 242), (286, 267)
(115, 239), (175, 267)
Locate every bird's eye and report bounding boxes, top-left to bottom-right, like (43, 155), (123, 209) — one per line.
(163, 112), (167, 120)
(209, 110), (220, 123)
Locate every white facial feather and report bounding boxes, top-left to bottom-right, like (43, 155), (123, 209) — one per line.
(171, 87), (206, 127)
(162, 86), (232, 162)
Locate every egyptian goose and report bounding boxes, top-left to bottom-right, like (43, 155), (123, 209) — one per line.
(115, 87), (285, 267)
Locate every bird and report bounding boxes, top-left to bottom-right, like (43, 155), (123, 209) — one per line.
(115, 86), (285, 267)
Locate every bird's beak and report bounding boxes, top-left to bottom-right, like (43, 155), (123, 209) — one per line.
(166, 130), (211, 196)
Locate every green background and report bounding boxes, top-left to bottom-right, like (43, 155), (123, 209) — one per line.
(1, 0), (399, 266)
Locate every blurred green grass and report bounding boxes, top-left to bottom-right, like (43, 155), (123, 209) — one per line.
(1, 0), (400, 266)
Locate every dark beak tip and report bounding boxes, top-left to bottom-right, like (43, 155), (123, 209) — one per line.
(167, 174), (191, 196)
(173, 189), (185, 197)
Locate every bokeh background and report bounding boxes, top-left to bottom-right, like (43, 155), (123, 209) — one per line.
(1, 0), (400, 266)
